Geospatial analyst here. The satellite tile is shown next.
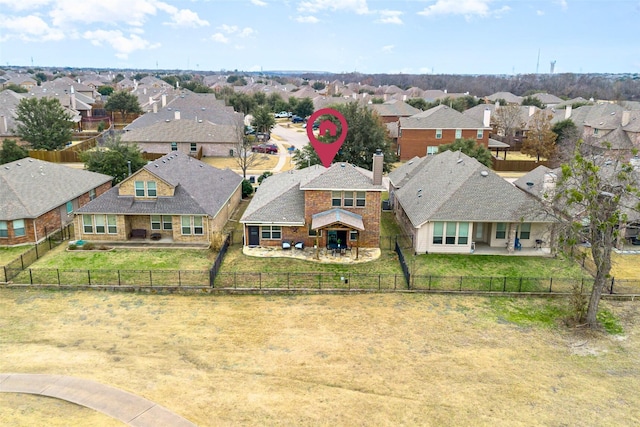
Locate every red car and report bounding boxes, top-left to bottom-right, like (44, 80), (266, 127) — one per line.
(252, 144), (278, 154)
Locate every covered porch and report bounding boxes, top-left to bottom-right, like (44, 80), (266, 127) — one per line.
(311, 209), (365, 260)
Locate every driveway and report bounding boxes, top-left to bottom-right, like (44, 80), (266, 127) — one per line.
(270, 123), (310, 172)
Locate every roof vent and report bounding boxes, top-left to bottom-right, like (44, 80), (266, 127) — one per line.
(457, 159), (463, 164)
(165, 119), (170, 122)
(480, 171), (489, 177)
(162, 160), (166, 163)
(408, 160), (414, 165)
(526, 181), (534, 187)
(16, 163), (21, 166)
(154, 164), (159, 167)
(340, 163), (345, 167)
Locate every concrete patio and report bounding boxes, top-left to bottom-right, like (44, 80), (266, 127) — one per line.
(243, 246), (381, 264)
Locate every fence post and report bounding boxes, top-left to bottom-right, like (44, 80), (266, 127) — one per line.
(287, 272), (290, 289)
(610, 277), (614, 294)
(149, 271), (152, 287)
(20, 255), (24, 270)
(428, 275), (432, 291)
(503, 277), (507, 292)
(519, 277), (523, 292)
(118, 270), (121, 286)
(29, 269), (33, 285)
(3, 266), (6, 283)
(35, 244), (39, 259)
(549, 277), (553, 293)
(378, 274), (381, 290)
(178, 270), (181, 287)
(394, 274), (397, 290)
(259, 272), (262, 289)
(88, 270), (91, 286)
(57, 269), (60, 286)
(234, 272), (237, 288)
(459, 276), (463, 291)
(318, 273), (321, 289)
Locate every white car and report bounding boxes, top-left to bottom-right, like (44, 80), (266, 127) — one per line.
(274, 111), (290, 118)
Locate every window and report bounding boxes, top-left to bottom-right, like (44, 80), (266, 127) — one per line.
(350, 231), (358, 241)
(331, 191), (341, 207)
(181, 216), (191, 235)
(594, 128), (599, 135)
(433, 222), (444, 244)
(519, 223), (531, 240)
(435, 129), (442, 139)
(477, 129), (484, 139)
(89, 189), (96, 201)
(475, 222), (484, 240)
(151, 215), (161, 230)
(427, 146), (438, 156)
(147, 181), (157, 197)
(171, 142), (178, 151)
(446, 222), (456, 244)
(0, 221), (7, 238)
(95, 215), (105, 234)
(135, 181), (145, 197)
(496, 223), (506, 239)
(162, 216), (172, 230)
(455, 129), (462, 139)
(458, 222), (469, 245)
(190, 142), (197, 152)
(13, 219), (25, 237)
(107, 215), (117, 234)
(343, 192), (354, 207)
(66, 201), (73, 214)
(356, 191), (366, 207)
(261, 225), (281, 240)
(193, 216), (203, 235)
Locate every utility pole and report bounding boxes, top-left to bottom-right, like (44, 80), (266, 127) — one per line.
(536, 48), (540, 74)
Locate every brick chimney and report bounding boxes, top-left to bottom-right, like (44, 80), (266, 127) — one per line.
(174, 110), (180, 120)
(529, 105), (536, 117)
(0, 115), (7, 134)
(161, 94), (167, 107)
(372, 149), (383, 186)
(483, 108), (491, 127)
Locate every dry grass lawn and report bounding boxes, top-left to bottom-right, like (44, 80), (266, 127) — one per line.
(201, 154), (279, 171)
(610, 253), (640, 279)
(1, 290), (639, 426)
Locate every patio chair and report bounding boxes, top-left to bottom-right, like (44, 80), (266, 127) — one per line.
(282, 241), (291, 250)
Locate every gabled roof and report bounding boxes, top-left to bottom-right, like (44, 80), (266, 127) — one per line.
(531, 93), (563, 105)
(121, 119), (239, 143)
(388, 156), (430, 188)
(513, 165), (554, 199)
(591, 127), (633, 150)
(486, 92), (523, 104)
(311, 208), (364, 231)
(370, 99), (421, 117)
(394, 150), (547, 227)
(300, 162), (384, 191)
(77, 152), (242, 218)
(0, 158), (112, 221)
(400, 105), (488, 130)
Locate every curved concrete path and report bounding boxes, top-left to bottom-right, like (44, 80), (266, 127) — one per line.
(0, 373), (197, 427)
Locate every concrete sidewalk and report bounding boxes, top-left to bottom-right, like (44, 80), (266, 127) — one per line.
(0, 373), (197, 427)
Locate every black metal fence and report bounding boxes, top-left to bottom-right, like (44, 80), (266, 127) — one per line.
(410, 275), (593, 294)
(2, 224), (73, 283)
(213, 272), (407, 291)
(396, 241), (411, 287)
(209, 234), (231, 286)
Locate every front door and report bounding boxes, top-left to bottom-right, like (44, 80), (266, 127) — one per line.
(248, 226), (260, 246)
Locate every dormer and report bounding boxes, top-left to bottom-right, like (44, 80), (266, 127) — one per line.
(118, 169), (175, 198)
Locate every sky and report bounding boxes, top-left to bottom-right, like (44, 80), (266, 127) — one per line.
(1, 0), (639, 75)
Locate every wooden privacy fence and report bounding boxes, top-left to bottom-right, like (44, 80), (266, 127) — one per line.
(492, 157), (549, 172)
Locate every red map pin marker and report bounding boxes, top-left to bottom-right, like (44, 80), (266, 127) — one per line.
(306, 108), (348, 168)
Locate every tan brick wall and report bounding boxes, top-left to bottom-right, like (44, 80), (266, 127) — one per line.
(137, 142), (236, 157)
(119, 170), (174, 197)
(397, 128), (489, 161)
(210, 184), (242, 232)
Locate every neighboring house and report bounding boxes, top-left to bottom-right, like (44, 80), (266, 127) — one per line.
(486, 91), (523, 105)
(397, 105), (491, 160)
(369, 99), (421, 124)
(531, 92), (563, 108)
(388, 150), (554, 254)
(0, 158), (112, 246)
(0, 89), (23, 140)
(2, 74), (37, 91)
(240, 152), (386, 249)
(74, 152), (243, 245)
(121, 91), (243, 157)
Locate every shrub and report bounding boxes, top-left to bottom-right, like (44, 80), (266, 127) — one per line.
(242, 179), (254, 198)
(210, 232), (228, 252)
(82, 242), (95, 250)
(68, 244), (78, 250)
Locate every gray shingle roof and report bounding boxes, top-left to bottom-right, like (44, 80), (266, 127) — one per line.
(370, 100), (421, 118)
(300, 162), (385, 191)
(120, 119), (239, 143)
(394, 150), (548, 227)
(77, 152), (242, 218)
(400, 105), (488, 130)
(0, 158), (112, 221)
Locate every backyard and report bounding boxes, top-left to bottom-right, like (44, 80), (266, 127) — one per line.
(1, 290), (639, 426)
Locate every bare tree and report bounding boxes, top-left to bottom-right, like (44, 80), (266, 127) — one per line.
(232, 122), (259, 179)
(522, 110), (557, 162)
(554, 142), (639, 328)
(492, 104), (524, 147)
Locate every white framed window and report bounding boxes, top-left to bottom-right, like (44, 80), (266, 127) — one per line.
(171, 142), (178, 151)
(455, 129), (462, 139)
(261, 225), (282, 240)
(190, 142), (197, 152)
(343, 192), (354, 207)
(496, 223), (506, 239)
(151, 215), (162, 230)
(427, 146), (438, 155)
(13, 219), (25, 237)
(0, 221), (7, 238)
(434, 221), (470, 245)
(356, 191), (366, 207)
(162, 216), (172, 230)
(594, 128), (599, 135)
(445, 222), (456, 244)
(135, 181), (145, 197)
(331, 191), (341, 207)
(66, 201), (73, 214)
(350, 230), (358, 241)
(181, 216), (204, 235)
(181, 216), (191, 235)
(89, 188), (96, 200)
(83, 215), (93, 233)
(193, 216), (203, 235)
(477, 129), (484, 139)
(147, 181), (157, 197)
(435, 129), (442, 139)
(107, 215), (117, 234)
(518, 223), (531, 240)
(95, 215), (106, 234)
(458, 222), (469, 245)
(433, 222), (444, 244)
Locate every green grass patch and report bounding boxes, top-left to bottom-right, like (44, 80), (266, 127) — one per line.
(0, 246), (34, 266)
(380, 211), (403, 237)
(597, 309), (624, 334)
(489, 298), (568, 328)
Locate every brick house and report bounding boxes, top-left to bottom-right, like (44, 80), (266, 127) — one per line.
(397, 105), (491, 161)
(0, 158), (112, 246)
(369, 99), (421, 124)
(240, 152), (386, 250)
(74, 152), (243, 245)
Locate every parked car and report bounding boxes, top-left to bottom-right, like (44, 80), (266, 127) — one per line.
(303, 121), (320, 130)
(274, 111), (290, 118)
(291, 115), (305, 123)
(252, 144), (278, 154)
(256, 132), (271, 142)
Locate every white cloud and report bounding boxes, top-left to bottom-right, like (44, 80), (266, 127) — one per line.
(295, 15), (320, 23)
(83, 29), (159, 59)
(376, 10), (403, 24)
(0, 0), (52, 12)
(556, 0), (568, 11)
(298, 0), (370, 15)
(211, 32), (229, 43)
(418, 0), (510, 19)
(537, 9), (544, 16)
(219, 24), (239, 34)
(156, 3), (209, 28)
(381, 45), (394, 53)
(250, 0), (267, 6)
(0, 13), (64, 41)
(239, 27), (256, 37)
(49, 0), (157, 27)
